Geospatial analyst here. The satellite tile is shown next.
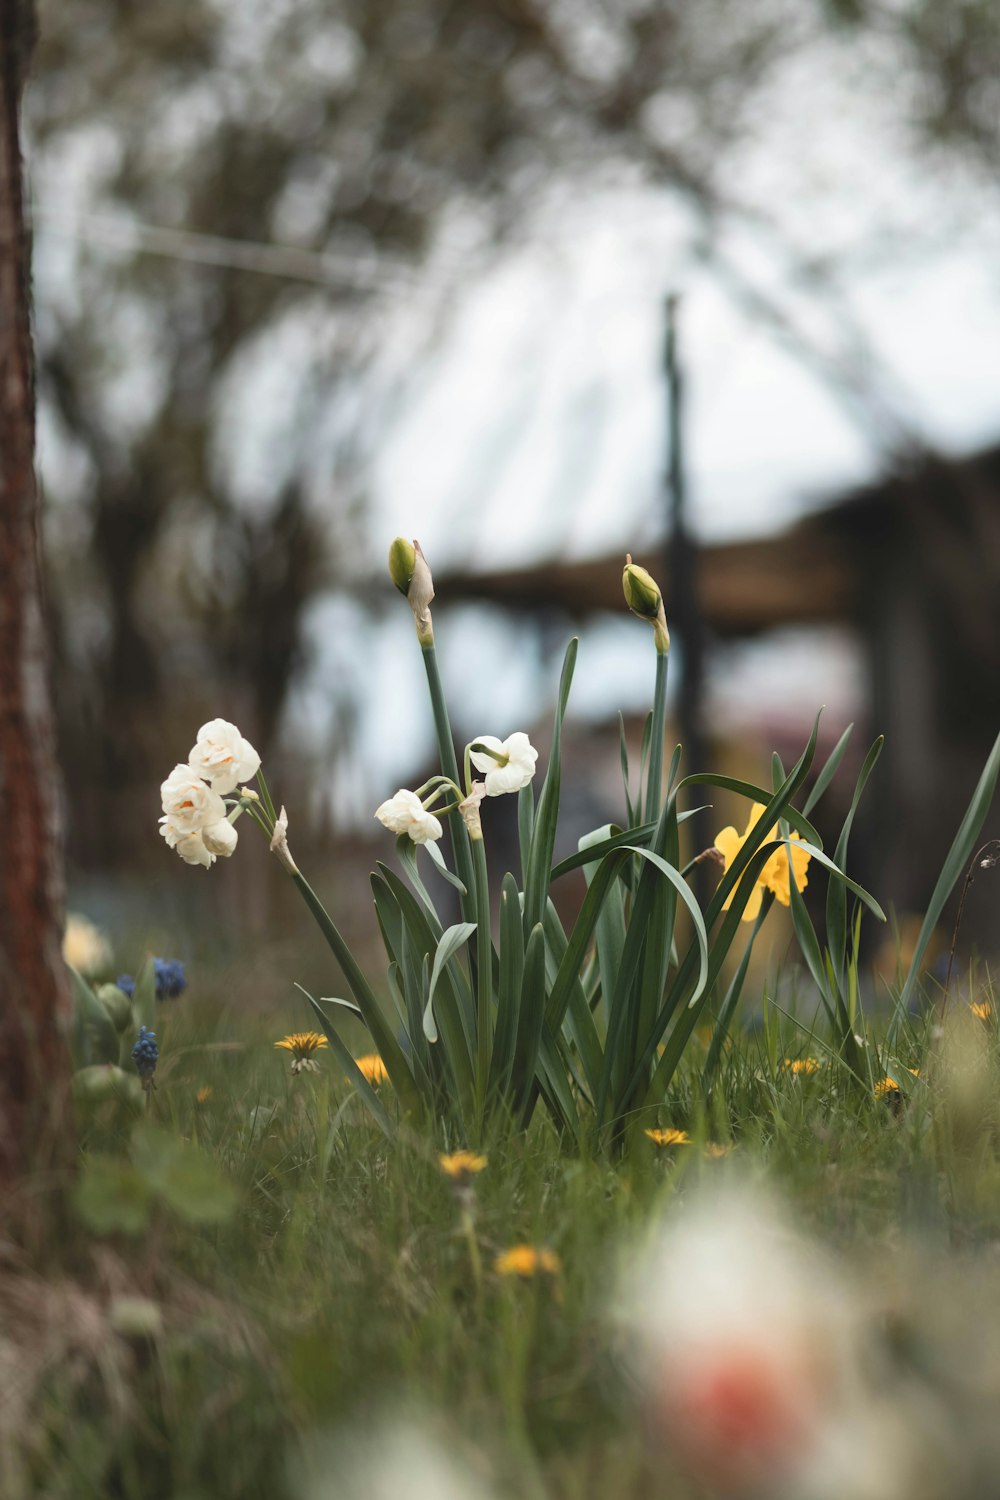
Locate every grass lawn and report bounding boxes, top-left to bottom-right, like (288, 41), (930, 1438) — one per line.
(10, 982), (1000, 1500)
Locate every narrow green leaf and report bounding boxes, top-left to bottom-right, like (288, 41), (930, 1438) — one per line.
(131, 957), (157, 1033)
(523, 638), (578, 933)
(826, 736), (883, 985)
(301, 988), (396, 1139)
(513, 923), (548, 1119)
(803, 722), (855, 816)
(897, 725), (1000, 1018)
(678, 772), (824, 851)
(424, 838), (468, 895)
(489, 874), (525, 1099)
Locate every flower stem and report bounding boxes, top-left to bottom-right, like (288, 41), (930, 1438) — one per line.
(645, 647), (669, 823)
(421, 642), (476, 922)
(471, 833), (493, 1116)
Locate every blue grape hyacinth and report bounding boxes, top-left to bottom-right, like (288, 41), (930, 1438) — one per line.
(131, 1026), (159, 1084)
(116, 974), (136, 999)
(153, 958), (187, 1000)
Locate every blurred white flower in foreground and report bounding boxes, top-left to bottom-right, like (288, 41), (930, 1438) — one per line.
(188, 717), (261, 795)
(62, 914), (112, 976)
(375, 788), (443, 844)
(293, 1422), (496, 1500)
(614, 1183), (921, 1500)
(469, 732), (538, 796)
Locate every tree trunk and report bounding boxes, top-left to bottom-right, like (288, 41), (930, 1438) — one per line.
(0, 0), (74, 1195)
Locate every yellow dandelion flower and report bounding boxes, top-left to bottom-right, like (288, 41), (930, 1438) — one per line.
(783, 1057), (821, 1075)
(195, 1086), (213, 1105)
(354, 1053), (389, 1085)
(275, 1031), (328, 1074)
(494, 1245), (561, 1278)
(438, 1150), (487, 1181)
(971, 999), (992, 1022)
(714, 804), (811, 922)
(644, 1128), (691, 1146)
(704, 1142), (733, 1159)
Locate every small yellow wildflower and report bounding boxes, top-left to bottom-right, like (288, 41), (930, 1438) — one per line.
(714, 803), (811, 922)
(438, 1150), (488, 1182)
(874, 1068), (919, 1099)
(354, 1053), (389, 1085)
(275, 1031), (328, 1075)
(645, 1128), (691, 1146)
(195, 1086), (213, 1105)
(704, 1142), (734, 1159)
(971, 999), (992, 1022)
(495, 1245), (561, 1279)
(783, 1057), (821, 1075)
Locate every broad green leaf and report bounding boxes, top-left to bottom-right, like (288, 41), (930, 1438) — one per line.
(75, 1156), (152, 1235)
(132, 1122), (239, 1224)
(68, 965), (119, 1068)
(423, 922), (477, 1042)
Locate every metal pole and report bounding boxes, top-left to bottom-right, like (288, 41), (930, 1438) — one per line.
(664, 296), (709, 896)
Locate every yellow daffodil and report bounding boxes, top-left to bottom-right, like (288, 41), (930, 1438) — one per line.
(970, 999), (992, 1022)
(438, 1150), (487, 1181)
(275, 1031), (328, 1074)
(495, 1245), (561, 1279)
(645, 1128), (691, 1146)
(874, 1068), (919, 1099)
(783, 1058), (821, 1075)
(354, 1053), (389, 1085)
(713, 803), (811, 922)
(704, 1142), (733, 1159)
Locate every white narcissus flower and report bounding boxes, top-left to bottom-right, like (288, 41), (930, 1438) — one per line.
(375, 789), (443, 845)
(160, 823), (215, 867)
(202, 818), (238, 857)
(160, 764), (227, 834)
(188, 718), (261, 795)
(469, 732), (538, 796)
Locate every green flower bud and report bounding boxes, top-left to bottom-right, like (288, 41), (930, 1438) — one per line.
(388, 536), (417, 595)
(623, 554), (670, 653)
(73, 1063), (144, 1110)
(97, 982), (133, 1032)
(622, 558), (661, 618)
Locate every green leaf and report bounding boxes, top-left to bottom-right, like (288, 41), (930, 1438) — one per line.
(826, 736), (884, 987)
(424, 838), (468, 895)
(803, 722), (854, 816)
(489, 874), (525, 1100)
(75, 1156), (152, 1235)
(784, 840), (884, 922)
(513, 923), (548, 1119)
(523, 638), (578, 933)
(300, 987), (396, 1139)
(68, 965), (120, 1068)
(678, 772), (825, 852)
(423, 922), (477, 1043)
(131, 1123), (238, 1225)
(897, 724), (1000, 1019)
(291, 870), (424, 1121)
(131, 957), (157, 1033)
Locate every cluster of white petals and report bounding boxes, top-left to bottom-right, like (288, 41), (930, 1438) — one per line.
(187, 718), (261, 794)
(470, 732), (538, 796)
(158, 720), (259, 868)
(374, 789), (443, 845)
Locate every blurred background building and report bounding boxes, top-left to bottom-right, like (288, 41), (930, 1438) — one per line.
(26, 0), (1000, 964)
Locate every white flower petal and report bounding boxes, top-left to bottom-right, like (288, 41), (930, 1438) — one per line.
(468, 735), (505, 775)
(203, 818), (238, 857)
(188, 719), (261, 795)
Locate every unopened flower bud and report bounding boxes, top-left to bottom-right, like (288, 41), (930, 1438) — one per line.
(389, 536), (435, 644)
(388, 536), (417, 595)
(623, 554), (670, 653)
(97, 982), (133, 1032)
(74, 1063), (144, 1109)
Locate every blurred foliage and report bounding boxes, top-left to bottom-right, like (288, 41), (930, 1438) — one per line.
(26, 0), (1000, 869)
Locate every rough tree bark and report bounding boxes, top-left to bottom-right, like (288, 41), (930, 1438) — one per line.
(0, 0), (74, 1194)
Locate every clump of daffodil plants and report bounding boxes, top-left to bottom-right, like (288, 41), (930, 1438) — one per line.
(136, 539), (1000, 1154)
